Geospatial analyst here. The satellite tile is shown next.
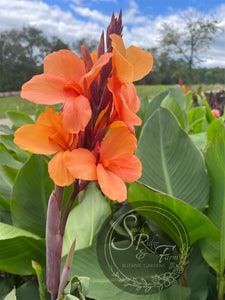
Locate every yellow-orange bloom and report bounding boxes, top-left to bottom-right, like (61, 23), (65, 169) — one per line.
(65, 126), (142, 202)
(108, 34), (153, 127)
(21, 50), (112, 133)
(14, 108), (77, 186)
(110, 34), (153, 83)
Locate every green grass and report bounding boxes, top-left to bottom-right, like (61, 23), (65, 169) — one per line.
(0, 84), (224, 119)
(0, 96), (61, 119)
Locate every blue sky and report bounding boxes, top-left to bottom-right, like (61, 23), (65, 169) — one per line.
(0, 0), (225, 67)
(42, 0), (224, 19)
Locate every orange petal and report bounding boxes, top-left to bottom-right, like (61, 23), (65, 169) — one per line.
(14, 124), (61, 154)
(126, 45), (153, 81)
(90, 50), (98, 64)
(44, 49), (86, 82)
(109, 121), (128, 129)
(62, 95), (92, 133)
(48, 151), (75, 186)
(65, 148), (97, 180)
(122, 83), (140, 114)
(97, 164), (127, 202)
(21, 73), (73, 105)
(37, 108), (74, 150)
(100, 127), (137, 160)
(108, 76), (142, 126)
(81, 52), (113, 89)
(110, 34), (133, 83)
(109, 154), (142, 182)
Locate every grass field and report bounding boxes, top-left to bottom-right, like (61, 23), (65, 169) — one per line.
(0, 84), (224, 119)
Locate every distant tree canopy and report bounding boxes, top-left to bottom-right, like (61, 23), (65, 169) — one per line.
(158, 9), (221, 83)
(0, 25), (224, 92)
(0, 26), (73, 91)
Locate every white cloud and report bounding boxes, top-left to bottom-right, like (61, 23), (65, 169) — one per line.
(70, 5), (110, 25)
(0, 0), (224, 67)
(0, 0), (103, 42)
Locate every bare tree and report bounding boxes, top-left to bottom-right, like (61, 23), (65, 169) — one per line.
(159, 9), (221, 82)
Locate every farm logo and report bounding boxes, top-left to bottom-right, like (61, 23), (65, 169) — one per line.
(96, 201), (190, 295)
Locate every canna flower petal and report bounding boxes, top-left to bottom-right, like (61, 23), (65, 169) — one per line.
(90, 50), (98, 64)
(110, 33), (153, 83)
(14, 108), (76, 155)
(65, 148), (97, 180)
(81, 52), (113, 88)
(61, 95), (92, 133)
(97, 164), (127, 202)
(100, 127), (137, 161)
(109, 154), (142, 182)
(21, 73), (72, 105)
(48, 151), (75, 186)
(126, 45), (153, 81)
(110, 34), (133, 83)
(37, 108), (74, 149)
(44, 50), (86, 82)
(14, 124), (61, 155)
(108, 76), (142, 126)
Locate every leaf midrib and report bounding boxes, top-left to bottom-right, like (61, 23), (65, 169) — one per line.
(158, 110), (173, 196)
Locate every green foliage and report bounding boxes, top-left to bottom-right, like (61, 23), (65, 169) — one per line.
(62, 182), (111, 256)
(200, 126), (225, 296)
(137, 105), (209, 210)
(128, 183), (219, 245)
(0, 85), (225, 299)
(11, 155), (54, 237)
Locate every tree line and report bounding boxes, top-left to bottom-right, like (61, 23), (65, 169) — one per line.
(0, 26), (98, 92)
(0, 11), (224, 92)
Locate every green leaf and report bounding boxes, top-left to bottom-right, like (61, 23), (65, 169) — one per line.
(207, 118), (224, 143)
(3, 288), (16, 300)
(136, 106), (209, 210)
(64, 295), (80, 300)
(0, 195), (10, 210)
(32, 261), (46, 300)
(67, 244), (190, 300)
(0, 277), (15, 300)
(6, 111), (34, 129)
(187, 107), (206, 134)
(11, 155), (54, 238)
(200, 127), (225, 274)
(0, 207), (12, 225)
(62, 182), (111, 256)
(144, 86), (186, 125)
(16, 282), (48, 300)
(186, 243), (210, 300)
(128, 182), (219, 245)
(0, 125), (14, 135)
(3, 165), (18, 183)
(0, 222), (45, 275)
(144, 89), (169, 122)
(185, 92), (193, 112)
(169, 85), (186, 111)
(64, 276), (89, 298)
(0, 135), (28, 162)
(161, 92), (186, 129)
(197, 95), (216, 124)
(189, 132), (208, 152)
(0, 150), (22, 200)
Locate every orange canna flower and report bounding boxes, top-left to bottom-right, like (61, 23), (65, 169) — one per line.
(108, 75), (142, 127)
(65, 126), (142, 202)
(108, 34), (153, 127)
(21, 50), (112, 133)
(14, 108), (77, 186)
(110, 34), (153, 83)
